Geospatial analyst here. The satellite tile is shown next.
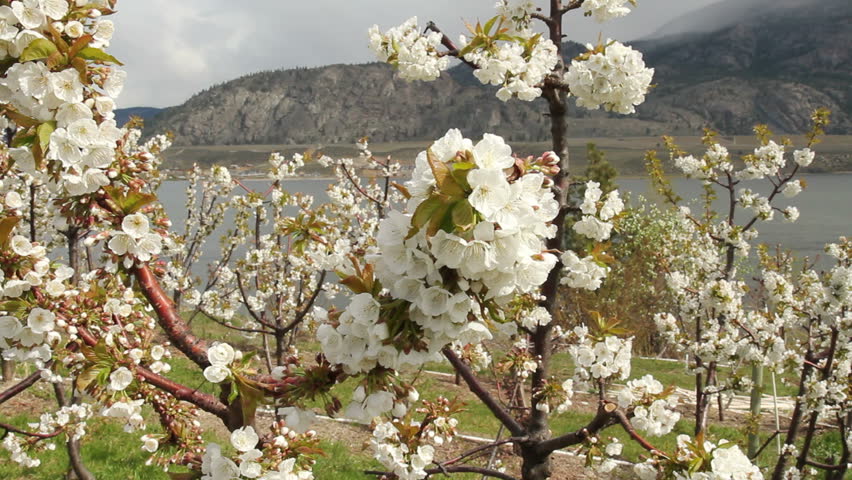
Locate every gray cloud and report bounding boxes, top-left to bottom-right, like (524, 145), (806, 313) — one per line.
(110, 1), (723, 107)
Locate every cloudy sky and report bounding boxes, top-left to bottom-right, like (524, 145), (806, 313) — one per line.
(110, 0), (724, 108)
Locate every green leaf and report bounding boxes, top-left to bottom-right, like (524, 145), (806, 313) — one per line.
(235, 376), (265, 426)
(103, 186), (158, 214)
(427, 149), (465, 198)
(0, 299), (26, 314)
(75, 368), (99, 391)
(426, 201), (453, 236)
(37, 121), (56, 151)
(20, 38), (59, 63)
(483, 15), (499, 36)
(411, 195), (445, 230)
(76, 46), (123, 65)
(451, 200), (475, 231)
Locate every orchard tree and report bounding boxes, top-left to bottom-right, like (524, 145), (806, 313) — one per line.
(0, 2), (848, 480)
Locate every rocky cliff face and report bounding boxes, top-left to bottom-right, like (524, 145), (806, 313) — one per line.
(146, 0), (851, 145)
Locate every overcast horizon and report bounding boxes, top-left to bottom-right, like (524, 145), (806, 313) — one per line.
(110, 1), (725, 108)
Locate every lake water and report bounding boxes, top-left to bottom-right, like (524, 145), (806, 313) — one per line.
(156, 173), (851, 272)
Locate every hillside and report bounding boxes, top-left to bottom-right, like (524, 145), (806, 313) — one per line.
(145, 0), (851, 146)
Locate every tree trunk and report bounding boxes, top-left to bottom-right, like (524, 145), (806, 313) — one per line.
(0, 357), (14, 381)
(54, 384), (96, 480)
(747, 363), (763, 457)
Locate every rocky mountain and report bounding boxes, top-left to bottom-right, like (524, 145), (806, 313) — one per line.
(145, 0), (851, 146)
(114, 107), (162, 127)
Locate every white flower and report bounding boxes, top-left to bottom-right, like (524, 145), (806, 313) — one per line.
(207, 343), (236, 366)
(0, 316), (23, 339)
(583, 0), (633, 22)
(365, 391), (395, 418)
(108, 233), (136, 256)
(277, 406), (316, 434)
(66, 118), (100, 147)
(4, 191), (23, 209)
(10, 235), (33, 256)
(102, 69), (127, 98)
(710, 444), (762, 478)
(472, 134), (514, 170)
(108, 367), (133, 391)
(140, 434), (158, 453)
(27, 308), (55, 334)
(121, 213), (150, 239)
(230, 426), (259, 453)
(39, 0), (68, 20)
(48, 69), (83, 104)
(203, 365), (229, 384)
(417, 286), (451, 316)
(467, 168), (511, 219)
(11, 0), (45, 30)
(573, 216), (613, 242)
(793, 148), (814, 167)
(64, 20), (83, 38)
(782, 180), (802, 198)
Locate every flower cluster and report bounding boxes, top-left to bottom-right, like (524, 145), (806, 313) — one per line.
(568, 324), (632, 385)
(0, 233), (73, 366)
(0, 0), (125, 197)
(634, 435), (762, 480)
(320, 130), (560, 377)
(616, 375), (680, 436)
(107, 212), (163, 264)
(565, 40), (654, 114)
(201, 424), (318, 480)
(369, 396), (460, 480)
(372, 420), (436, 480)
(32, 403), (93, 441)
(368, 17), (448, 82)
(583, 0), (635, 23)
(203, 342), (241, 384)
(461, 28), (559, 101)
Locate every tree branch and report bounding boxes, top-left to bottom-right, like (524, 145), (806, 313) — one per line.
(0, 422), (62, 439)
(134, 366), (230, 424)
(367, 465), (519, 480)
(424, 21), (478, 69)
(0, 364), (50, 406)
(443, 347), (525, 437)
(536, 404), (617, 454)
(133, 264), (211, 369)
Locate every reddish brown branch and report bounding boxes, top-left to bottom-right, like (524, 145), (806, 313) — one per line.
(135, 366), (229, 423)
(133, 264), (211, 368)
(612, 410), (666, 457)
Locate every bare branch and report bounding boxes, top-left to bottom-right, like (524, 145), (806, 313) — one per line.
(443, 347), (525, 437)
(424, 21), (478, 69)
(0, 364), (51, 406)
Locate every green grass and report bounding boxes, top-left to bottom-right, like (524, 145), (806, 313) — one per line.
(423, 353), (799, 397)
(0, 414), (383, 480)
